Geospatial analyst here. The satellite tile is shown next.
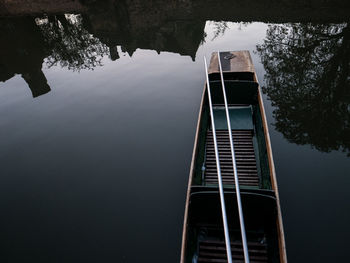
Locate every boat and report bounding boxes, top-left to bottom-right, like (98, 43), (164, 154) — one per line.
(180, 51), (287, 263)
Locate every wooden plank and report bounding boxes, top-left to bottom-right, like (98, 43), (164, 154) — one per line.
(208, 51), (255, 74)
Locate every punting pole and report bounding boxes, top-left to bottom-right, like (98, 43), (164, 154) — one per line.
(204, 57), (233, 263)
(217, 51), (250, 263)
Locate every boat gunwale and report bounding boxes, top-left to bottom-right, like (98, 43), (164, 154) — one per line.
(180, 80), (207, 263)
(254, 72), (288, 263)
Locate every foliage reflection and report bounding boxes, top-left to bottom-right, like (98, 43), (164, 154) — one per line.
(257, 23), (350, 155)
(37, 14), (108, 71)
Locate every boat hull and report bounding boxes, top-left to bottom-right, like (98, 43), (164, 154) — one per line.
(180, 51), (287, 263)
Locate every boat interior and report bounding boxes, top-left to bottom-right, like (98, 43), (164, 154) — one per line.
(192, 73), (272, 190)
(186, 191), (280, 263)
(184, 69), (281, 262)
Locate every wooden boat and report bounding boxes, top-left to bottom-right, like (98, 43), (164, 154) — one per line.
(180, 51), (287, 263)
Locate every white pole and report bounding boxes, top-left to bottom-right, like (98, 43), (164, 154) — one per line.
(217, 51), (250, 263)
(204, 57), (233, 263)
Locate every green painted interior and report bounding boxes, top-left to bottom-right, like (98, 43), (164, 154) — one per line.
(213, 107), (253, 130)
(253, 105), (272, 190)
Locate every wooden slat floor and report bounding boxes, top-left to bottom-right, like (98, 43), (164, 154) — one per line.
(205, 130), (259, 187)
(197, 238), (268, 263)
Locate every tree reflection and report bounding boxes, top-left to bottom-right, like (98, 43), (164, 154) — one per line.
(257, 23), (350, 155)
(211, 21), (229, 40)
(37, 14), (109, 71)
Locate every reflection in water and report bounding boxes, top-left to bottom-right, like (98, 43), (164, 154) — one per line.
(82, 0), (205, 60)
(37, 14), (108, 71)
(257, 23), (350, 155)
(0, 8), (206, 97)
(1, 0), (349, 98)
(210, 21), (229, 41)
(0, 17), (50, 97)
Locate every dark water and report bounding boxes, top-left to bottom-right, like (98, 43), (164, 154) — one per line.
(0, 1), (349, 262)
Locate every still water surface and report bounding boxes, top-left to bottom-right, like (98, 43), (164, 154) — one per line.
(0, 4), (349, 263)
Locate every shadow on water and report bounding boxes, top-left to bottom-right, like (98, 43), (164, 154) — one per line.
(256, 23), (350, 155)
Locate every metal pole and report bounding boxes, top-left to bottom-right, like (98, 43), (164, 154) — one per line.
(217, 52), (250, 263)
(204, 57), (233, 263)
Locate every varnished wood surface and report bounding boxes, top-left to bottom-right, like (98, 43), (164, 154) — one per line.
(208, 51), (255, 74)
(180, 83), (206, 263)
